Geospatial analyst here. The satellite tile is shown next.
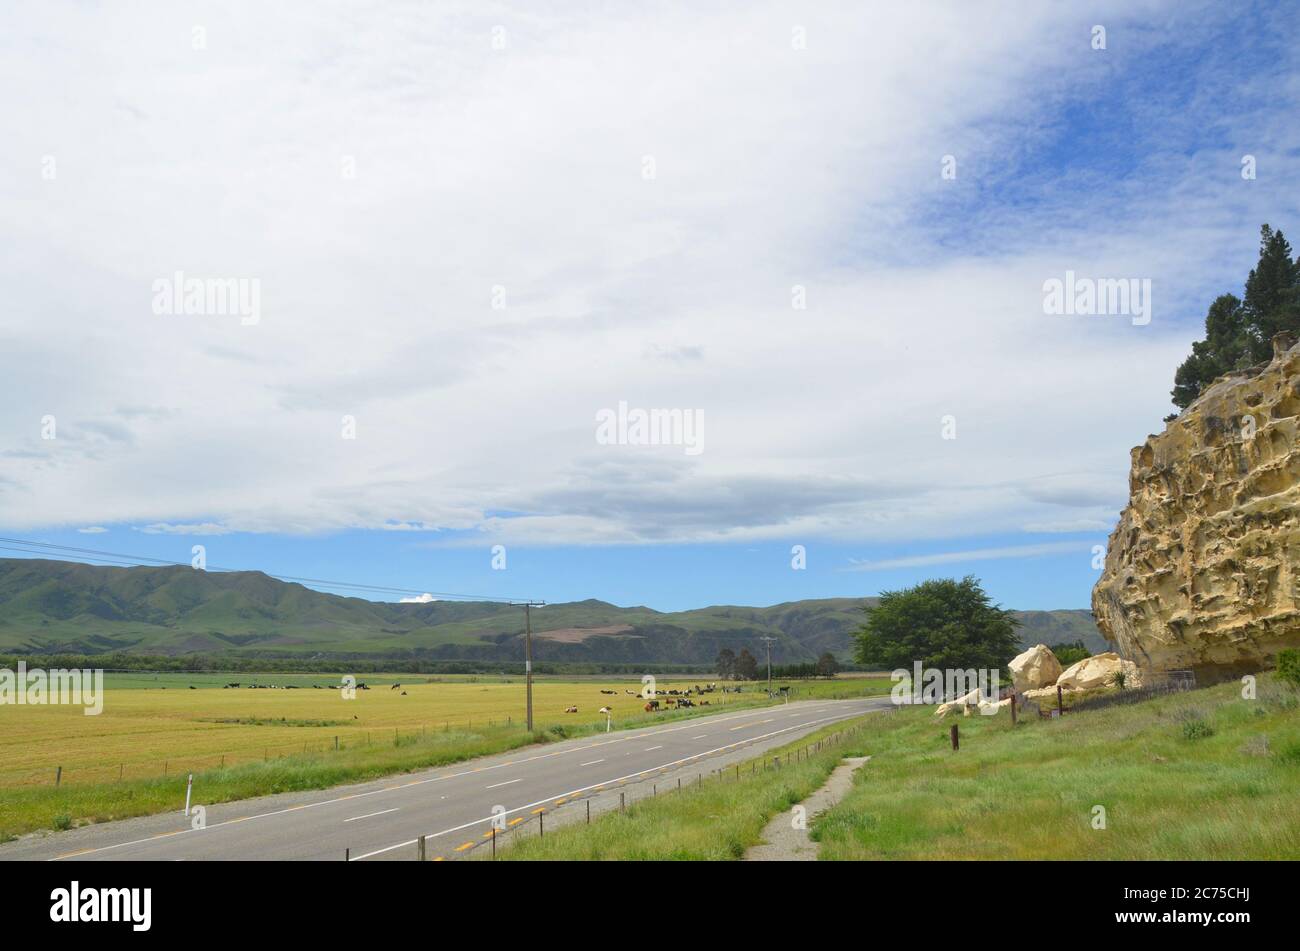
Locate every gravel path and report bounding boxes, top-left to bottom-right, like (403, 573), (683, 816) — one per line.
(743, 755), (870, 861)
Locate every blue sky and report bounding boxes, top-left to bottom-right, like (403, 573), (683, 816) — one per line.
(5, 527), (1100, 611)
(2, 1), (1298, 612)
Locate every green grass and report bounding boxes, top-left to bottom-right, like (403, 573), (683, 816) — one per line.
(812, 674), (1300, 859)
(498, 717), (876, 860)
(493, 675), (1300, 861)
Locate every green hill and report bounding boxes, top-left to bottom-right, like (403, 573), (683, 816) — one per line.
(0, 558), (1102, 664)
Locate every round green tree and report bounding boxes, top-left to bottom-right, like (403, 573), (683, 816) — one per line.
(854, 576), (1021, 672)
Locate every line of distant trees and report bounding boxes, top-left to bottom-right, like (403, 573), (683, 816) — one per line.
(714, 648), (842, 680)
(0, 653), (724, 677)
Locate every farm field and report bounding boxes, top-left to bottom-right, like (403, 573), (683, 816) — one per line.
(0, 672), (892, 789)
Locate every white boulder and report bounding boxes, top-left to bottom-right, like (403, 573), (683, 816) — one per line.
(1056, 652), (1144, 691)
(1007, 644), (1063, 692)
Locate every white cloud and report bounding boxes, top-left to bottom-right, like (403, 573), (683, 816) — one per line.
(845, 542), (1091, 572)
(0, 1), (1294, 549)
(399, 593), (439, 604)
(76, 526), (108, 534)
(135, 523), (233, 536)
(1021, 518), (1117, 534)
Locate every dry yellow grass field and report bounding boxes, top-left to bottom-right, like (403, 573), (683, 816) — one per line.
(0, 676), (763, 787)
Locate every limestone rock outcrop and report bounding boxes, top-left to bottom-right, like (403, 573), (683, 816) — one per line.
(1007, 644), (1063, 692)
(1093, 332), (1300, 678)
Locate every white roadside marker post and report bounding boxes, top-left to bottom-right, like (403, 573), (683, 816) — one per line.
(184, 773), (194, 817)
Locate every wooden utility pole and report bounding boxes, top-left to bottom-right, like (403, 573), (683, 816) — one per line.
(519, 600), (546, 732)
(760, 636), (777, 695)
(525, 603), (534, 732)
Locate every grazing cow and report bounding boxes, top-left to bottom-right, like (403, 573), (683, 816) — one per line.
(564, 705), (578, 713)
(189, 685), (196, 690)
(400, 691), (408, 696)
(598, 706), (612, 715)
(644, 700), (660, 712)
(600, 689), (616, 695)
(391, 683), (401, 691)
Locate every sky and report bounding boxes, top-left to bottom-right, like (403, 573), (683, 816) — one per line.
(1, 1), (1298, 612)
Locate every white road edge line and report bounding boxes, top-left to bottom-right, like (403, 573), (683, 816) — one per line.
(485, 779), (522, 789)
(343, 808), (400, 823)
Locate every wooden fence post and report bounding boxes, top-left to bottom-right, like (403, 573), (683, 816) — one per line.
(950, 724), (959, 751)
(418, 835), (426, 861)
(55, 766), (62, 787)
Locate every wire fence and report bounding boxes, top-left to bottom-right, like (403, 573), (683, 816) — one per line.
(1065, 670), (1197, 713)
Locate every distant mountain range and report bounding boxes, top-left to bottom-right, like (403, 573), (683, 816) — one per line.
(0, 558), (1107, 664)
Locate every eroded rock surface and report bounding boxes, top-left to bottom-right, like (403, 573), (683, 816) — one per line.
(1092, 333), (1300, 678)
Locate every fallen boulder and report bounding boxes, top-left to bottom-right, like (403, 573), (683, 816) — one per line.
(1056, 652), (1144, 691)
(1008, 643), (1063, 692)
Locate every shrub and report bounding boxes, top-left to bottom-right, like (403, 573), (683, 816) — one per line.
(1174, 707), (1215, 740)
(1051, 641), (1091, 666)
(52, 814), (71, 831)
(1277, 649), (1300, 688)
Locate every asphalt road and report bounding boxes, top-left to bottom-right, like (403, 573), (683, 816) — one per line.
(1, 696), (889, 862)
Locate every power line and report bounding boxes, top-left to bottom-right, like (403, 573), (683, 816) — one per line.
(0, 536), (539, 605)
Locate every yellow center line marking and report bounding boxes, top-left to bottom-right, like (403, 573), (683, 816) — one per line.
(54, 848), (95, 860)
